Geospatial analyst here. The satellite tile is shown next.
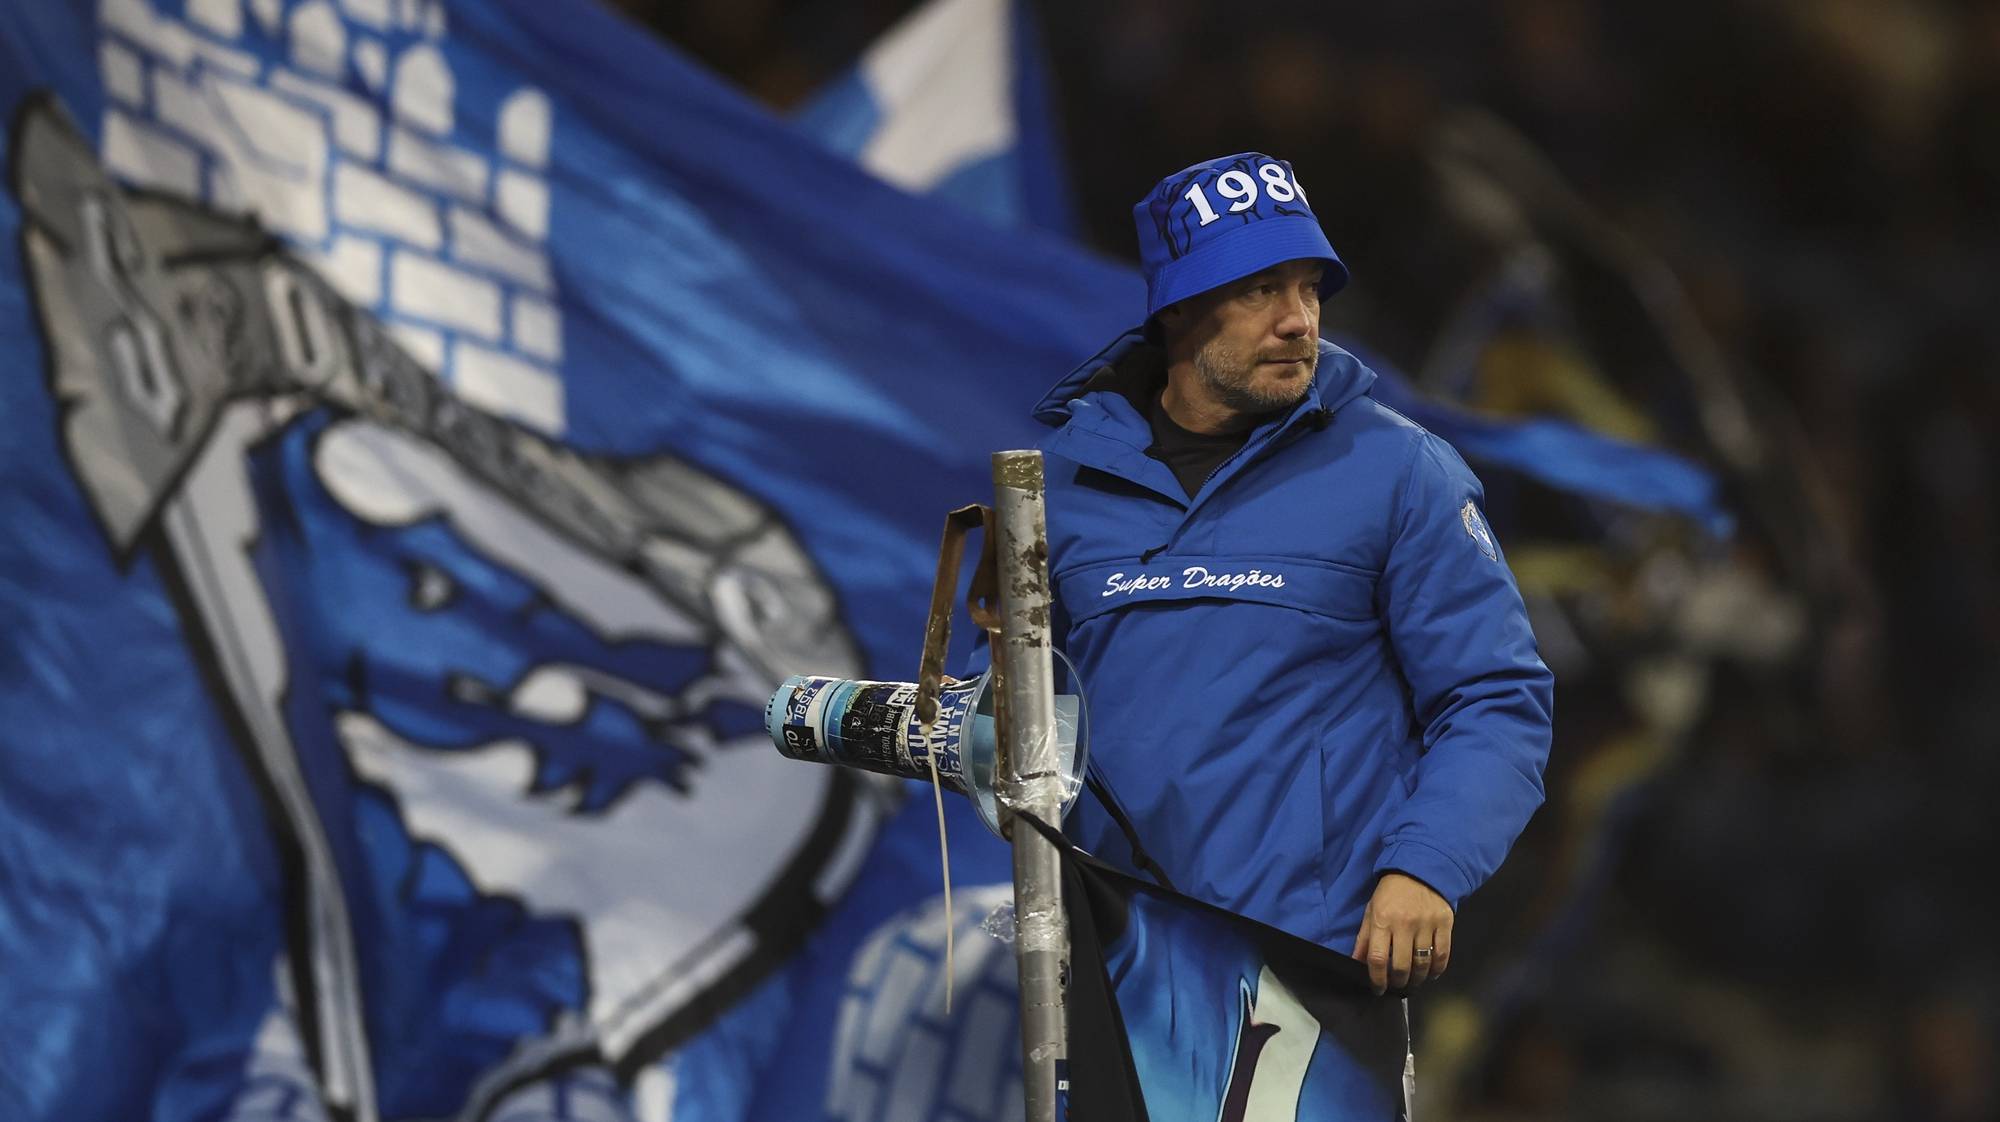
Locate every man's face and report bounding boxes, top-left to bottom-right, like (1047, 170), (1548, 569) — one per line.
(1163, 259), (1325, 415)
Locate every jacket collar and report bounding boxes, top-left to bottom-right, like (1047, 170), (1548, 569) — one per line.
(1032, 330), (1378, 437)
(1034, 331), (1379, 511)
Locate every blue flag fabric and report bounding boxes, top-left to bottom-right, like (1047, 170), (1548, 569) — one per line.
(1359, 346), (1737, 539)
(793, 0), (1078, 235)
(0, 1), (1138, 1119)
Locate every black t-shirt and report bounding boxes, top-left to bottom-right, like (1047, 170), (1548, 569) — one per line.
(1144, 390), (1249, 499)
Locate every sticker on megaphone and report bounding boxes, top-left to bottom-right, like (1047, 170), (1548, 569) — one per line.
(765, 656), (1088, 836)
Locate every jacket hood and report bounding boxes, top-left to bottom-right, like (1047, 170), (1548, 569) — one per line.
(1030, 331), (1377, 429)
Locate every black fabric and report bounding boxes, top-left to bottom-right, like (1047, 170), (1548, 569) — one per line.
(1144, 388), (1248, 499)
(1062, 856), (1152, 1122)
(1078, 336), (1168, 404)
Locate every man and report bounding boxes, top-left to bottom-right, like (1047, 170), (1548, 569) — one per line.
(1031, 153), (1554, 995)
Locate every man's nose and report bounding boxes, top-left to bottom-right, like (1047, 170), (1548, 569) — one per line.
(1273, 292), (1314, 338)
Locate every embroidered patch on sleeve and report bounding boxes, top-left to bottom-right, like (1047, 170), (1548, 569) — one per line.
(1461, 499), (1498, 561)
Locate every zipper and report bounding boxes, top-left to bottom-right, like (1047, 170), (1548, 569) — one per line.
(1137, 403), (1330, 565)
(1141, 449), (1240, 563)
(1196, 457), (1228, 496)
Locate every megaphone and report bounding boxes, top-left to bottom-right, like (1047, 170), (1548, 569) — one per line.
(765, 651), (1089, 837)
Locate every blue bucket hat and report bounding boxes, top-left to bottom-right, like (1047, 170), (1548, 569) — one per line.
(1134, 152), (1349, 320)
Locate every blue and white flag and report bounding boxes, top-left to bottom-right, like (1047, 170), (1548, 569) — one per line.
(793, 0), (1077, 235)
(0, 2), (1137, 1120)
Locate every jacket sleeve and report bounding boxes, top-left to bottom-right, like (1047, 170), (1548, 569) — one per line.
(1371, 433), (1554, 909)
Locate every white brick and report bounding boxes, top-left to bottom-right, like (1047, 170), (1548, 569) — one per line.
(333, 161), (440, 249)
(272, 69), (382, 160)
(498, 88), (552, 169)
(152, 67), (211, 139)
(188, 0), (243, 39)
(153, 70), (253, 217)
(423, 1), (446, 40)
(193, 37), (261, 78)
(884, 1031), (945, 1121)
(392, 43), (452, 135)
(948, 992), (1016, 1114)
(453, 342), (563, 434)
(494, 169), (549, 241)
(204, 76), (330, 240)
(99, 40), (145, 106)
(102, 0), (195, 68)
(339, 0), (392, 30)
(107, 0), (258, 74)
(291, 1), (345, 77)
(859, 952), (925, 1065)
(510, 294), (561, 362)
(249, 0), (282, 35)
(353, 35), (387, 91)
(391, 250), (501, 339)
(394, 0), (423, 30)
(305, 235), (383, 306)
(446, 205), (551, 291)
(102, 111), (201, 196)
(389, 321), (444, 369)
(208, 76), (323, 159)
(388, 127), (486, 203)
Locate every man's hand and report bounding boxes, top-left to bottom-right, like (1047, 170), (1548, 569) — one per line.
(1351, 873), (1453, 994)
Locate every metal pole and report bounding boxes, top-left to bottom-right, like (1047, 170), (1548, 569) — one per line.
(992, 450), (1068, 1122)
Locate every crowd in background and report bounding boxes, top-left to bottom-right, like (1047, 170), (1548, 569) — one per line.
(623, 1), (1998, 1117)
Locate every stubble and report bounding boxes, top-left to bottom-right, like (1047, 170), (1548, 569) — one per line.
(1192, 338), (1317, 416)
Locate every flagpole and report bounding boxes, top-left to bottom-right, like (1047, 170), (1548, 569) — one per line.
(991, 450), (1069, 1121)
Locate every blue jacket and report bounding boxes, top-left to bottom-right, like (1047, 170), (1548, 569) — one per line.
(1021, 332), (1553, 951)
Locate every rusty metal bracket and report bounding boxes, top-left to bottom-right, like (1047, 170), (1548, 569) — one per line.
(913, 503), (1001, 729)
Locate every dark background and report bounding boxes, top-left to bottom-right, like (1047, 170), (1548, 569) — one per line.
(615, 2), (1997, 1118)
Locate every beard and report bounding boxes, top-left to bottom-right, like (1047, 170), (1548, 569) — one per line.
(1191, 338), (1317, 415)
